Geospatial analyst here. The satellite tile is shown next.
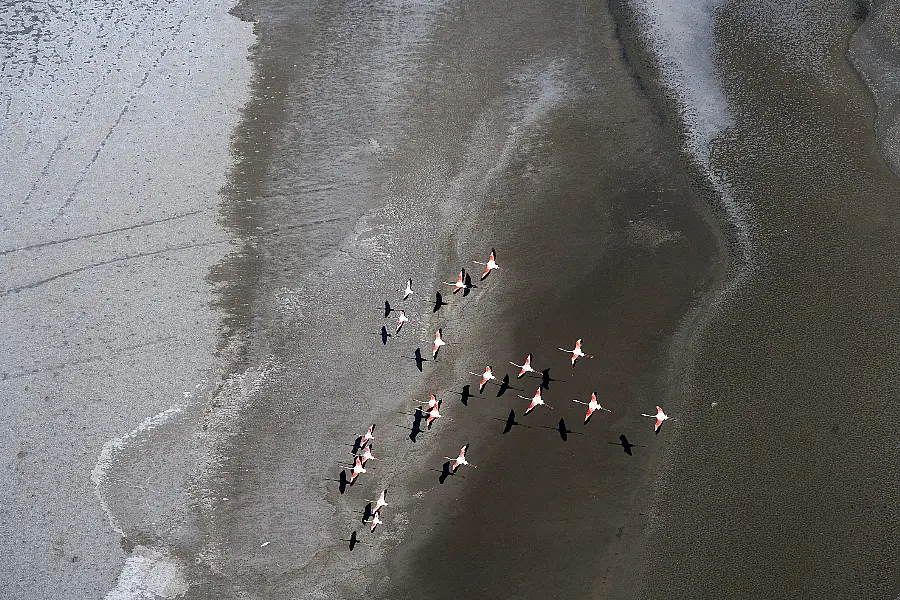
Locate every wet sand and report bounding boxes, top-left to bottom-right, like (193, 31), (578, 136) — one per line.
(177, 0), (721, 598)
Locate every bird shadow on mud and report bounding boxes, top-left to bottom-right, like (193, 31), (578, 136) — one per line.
(407, 408), (425, 442)
(553, 418), (581, 441)
(328, 471), (349, 494)
(493, 409), (531, 434)
(438, 461), (453, 484)
(431, 291), (449, 313)
(383, 300), (393, 318)
(609, 434), (642, 455)
(451, 384), (477, 406)
(361, 502), (374, 524)
(462, 273), (477, 297)
(400, 348), (427, 371)
(496, 374), (519, 397)
(540, 368), (564, 390)
(342, 531), (360, 551)
(371, 327), (391, 345)
(351, 436), (365, 454)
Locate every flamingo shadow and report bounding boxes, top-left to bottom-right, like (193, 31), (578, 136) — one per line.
(438, 461), (452, 484)
(361, 502), (374, 524)
(540, 368), (563, 390)
(338, 471), (348, 494)
(401, 348), (426, 371)
(453, 384), (476, 406)
(496, 374), (513, 397)
(610, 434), (640, 455)
(380, 326), (391, 345)
(556, 418), (578, 441)
(345, 531), (359, 551)
(383, 300), (393, 318)
(409, 408), (424, 442)
(351, 435), (365, 454)
(501, 409), (519, 433)
(462, 273), (477, 297)
(432, 291), (449, 313)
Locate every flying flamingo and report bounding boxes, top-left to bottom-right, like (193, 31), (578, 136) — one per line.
(432, 329), (446, 359)
(473, 248), (500, 280)
(641, 405), (676, 433)
(417, 394), (440, 411)
(427, 401), (450, 428)
(359, 424), (380, 449)
(356, 445), (382, 465)
(573, 392), (611, 424)
(510, 354), (536, 378)
(442, 270), (468, 294)
(366, 489), (388, 513)
(518, 387), (552, 415)
(369, 512), (383, 532)
(402, 278), (413, 300)
(558, 338), (593, 366)
(339, 456), (367, 484)
(470, 365), (496, 392)
(445, 443), (476, 472)
(396, 310), (409, 334)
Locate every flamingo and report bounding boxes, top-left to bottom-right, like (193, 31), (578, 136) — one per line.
(641, 405), (675, 433)
(518, 387), (552, 415)
(445, 443), (476, 472)
(369, 512), (383, 532)
(402, 279), (413, 300)
(396, 310), (409, 334)
(470, 365), (496, 392)
(366, 489), (388, 514)
(417, 394), (440, 411)
(360, 424), (380, 449)
(558, 338), (593, 366)
(432, 329), (446, 359)
(427, 401), (449, 428)
(573, 392), (611, 424)
(510, 354), (536, 378)
(473, 248), (500, 280)
(356, 445), (381, 465)
(339, 456), (367, 484)
(442, 269), (468, 294)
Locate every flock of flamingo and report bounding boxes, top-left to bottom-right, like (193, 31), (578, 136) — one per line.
(338, 248), (676, 537)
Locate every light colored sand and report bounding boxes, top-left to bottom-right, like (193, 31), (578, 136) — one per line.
(0, 1), (252, 597)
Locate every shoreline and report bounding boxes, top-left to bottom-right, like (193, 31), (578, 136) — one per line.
(636, 2), (900, 597)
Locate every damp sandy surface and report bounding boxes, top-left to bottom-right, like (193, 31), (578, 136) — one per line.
(173, 0), (721, 598)
(0, 1), (252, 598)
